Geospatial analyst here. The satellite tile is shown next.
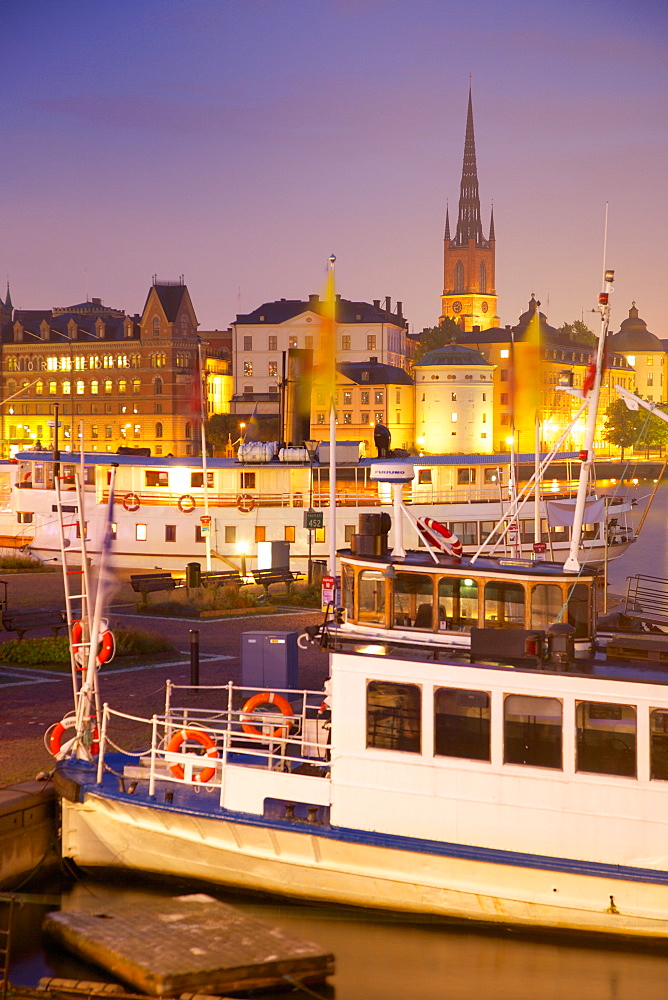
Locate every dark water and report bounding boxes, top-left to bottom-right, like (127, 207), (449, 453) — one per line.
(10, 481), (668, 999)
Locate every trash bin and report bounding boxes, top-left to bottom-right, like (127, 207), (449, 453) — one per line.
(186, 561), (201, 588)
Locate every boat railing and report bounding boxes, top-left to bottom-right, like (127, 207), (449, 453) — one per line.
(96, 683), (331, 795)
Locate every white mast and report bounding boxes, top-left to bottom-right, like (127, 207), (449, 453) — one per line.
(327, 254), (337, 578)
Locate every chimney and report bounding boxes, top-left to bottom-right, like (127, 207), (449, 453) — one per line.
(308, 293), (319, 306)
(396, 301), (403, 318)
(373, 299), (380, 309)
(369, 356), (378, 364)
(385, 296), (391, 314)
(472, 325), (480, 333)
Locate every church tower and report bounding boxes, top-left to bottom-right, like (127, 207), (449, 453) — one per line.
(441, 88), (499, 332)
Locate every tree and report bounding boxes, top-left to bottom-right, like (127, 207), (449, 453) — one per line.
(204, 413), (280, 455)
(413, 317), (462, 364)
(603, 398), (643, 460)
(558, 319), (597, 347)
(638, 402), (668, 458)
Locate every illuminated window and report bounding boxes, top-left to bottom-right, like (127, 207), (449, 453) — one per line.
(49, 381), (57, 395)
(35, 380), (44, 395)
(244, 361), (253, 377)
(285, 525), (295, 542)
(104, 380), (112, 394)
(91, 425), (98, 439)
(132, 380), (141, 394)
(268, 362), (278, 376)
(375, 391), (383, 404)
(63, 381), (71, 395)
(343, 391), (352, 404)
(118, 379), (127, 394)
(76, 380), (84, 395)
(136, 524), (148, 541)
(316, 413), (325, 424)
(255, 525), (266, 543)
(61, 356), (72, 371)
(500, 349), (509, 359)
(105, 425), (112, 438)
(367, 335), (376, 351)
(289, 336), (298, 348)
(374, 412), (383, 424)
(361, 391), (369, 404)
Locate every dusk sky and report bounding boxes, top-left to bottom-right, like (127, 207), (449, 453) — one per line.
(1, 0), (666, 338)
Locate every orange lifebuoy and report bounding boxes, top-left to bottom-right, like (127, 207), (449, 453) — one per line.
(49, 715), (99, 756)
(178, 494), (195, 513)
(166, 728), (219, 783)
(241, 692), (294, 740)
(236, 494), (255, 513)
(123, 493), (140, 512)
(417, 517), (463, 559)
(72, 620), (115, 669)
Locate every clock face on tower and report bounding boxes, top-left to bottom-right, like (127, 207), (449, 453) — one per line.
(452, 301), (462, 314)
(481, 302), (488, 313)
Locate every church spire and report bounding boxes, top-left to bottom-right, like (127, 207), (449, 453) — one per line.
(444, 203), (451, 241)
(454, 85), (484, 247)
(489, 204), (495, 241)
(4, 282), (12, 312)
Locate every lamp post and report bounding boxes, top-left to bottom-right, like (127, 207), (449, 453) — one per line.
(303, 439), (319, 585)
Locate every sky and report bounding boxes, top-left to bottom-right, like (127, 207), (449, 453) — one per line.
(1, 0), (666, 338)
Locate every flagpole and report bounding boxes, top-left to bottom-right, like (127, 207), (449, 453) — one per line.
(327, 255), (337, 580)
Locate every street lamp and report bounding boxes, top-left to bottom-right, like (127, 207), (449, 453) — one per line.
(303, 439), (319, 585)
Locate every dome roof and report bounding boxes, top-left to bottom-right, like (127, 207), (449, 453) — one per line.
(416, 343), (491, 367)
(608, 304), (664, 354)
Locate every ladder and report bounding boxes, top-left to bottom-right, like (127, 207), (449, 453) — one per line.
(0, 895), (16, 1000)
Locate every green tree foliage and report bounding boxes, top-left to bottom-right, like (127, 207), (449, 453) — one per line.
(205, 413), (280, 454)
(603, 398), (643, 460)
(558, 319), (597, 346)
(413, 318), (462, 363)
(637, 402), (668, 458)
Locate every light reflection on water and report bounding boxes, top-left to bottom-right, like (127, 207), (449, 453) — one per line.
(10, 481), (668, 999)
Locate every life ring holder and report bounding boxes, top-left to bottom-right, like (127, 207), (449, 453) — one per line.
(123, 493), (140, 512)
(241, 692), (294, 740)
(166, 727), (219, 783)
(178, 494), (196, 514)
(48, 714), (99, 757)
(236, 494), (256, 513)
(71, 619), (115, 670)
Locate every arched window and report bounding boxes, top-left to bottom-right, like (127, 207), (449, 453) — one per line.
(35, 380), (44, 395)
(76, 380), (85, 395)
(63, 380), (71, 395)
(132, 379), (141, 394)
(154, 377), (163, 396)
(185, 422), (192, 439)
(479, 262), (487, 294)
(104, 380), (113, 394)
(152, 316), (160, 337)
(454, 260), (464, 294)
(156, 422), (163, 439)
(90, 380), (99, 395)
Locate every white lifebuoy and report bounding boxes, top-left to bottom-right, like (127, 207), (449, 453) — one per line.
(241, 692), (294, 740)
(71, 620), (115, 669)
(417, 517), (463, 559)
(123, 493), (140, 512)
(166, 728), (219, 783)
(178, 494), (195, 513)
(236, 494), (255, 513)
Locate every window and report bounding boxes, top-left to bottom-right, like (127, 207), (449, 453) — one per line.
(647, 374), (654, 386)
(396, 390), (401, 404)
(484, 581), (525, 627)
(500, 370), (509, 382)
(358, 570), (386, 624)
(152, 317), (160, 337)
(136, 524), (148, 541)
(367, 335), (376, 351)
(104, 380), (112, 394)
(133, 424), (141, 439)
(154, 377), (163, 395)
(393, 573), (434, 630)
(90, 379), (99, 395)
(305, 335), (313, 349)
(650, 710), (668, 780)
(118, 379), (127, 394)
(360, 412), (369, 425)
(504, 695), (562, 769)
(146, 471), (168, 487)
(367, 681), (421, 753)
(341, 335), (351, 351)
(344, 524), (355, 543)
(285, 525), (296, 542)
(343, 391), (352, 405)
(155, 404), (163, 414)
(479, 262), (487, 294)
(374, 391), (384, 404)
(268, 362), (278, 377)
(224, 525), (236, 544)
(457, 468), (475, 484)
(268, 336), (277, 351)
(49, 381), (57, 395)
(343, 412), (352, 424)
(374, 412), (384, 424)
(576, 702), (636, 777)
(435, 688), (490, 761)
(35, 380), (44, 395)
(500, 393), (508, 406)
(454, 260), (464, 294)
(105, 425), (112, 439)
(289, 336), (298, 348)
(63, 380), (71, 395)
(91, 424), (99, 439)
(316, 413), (325, 424)
(244, 361), (253, 377)
(483, 468), (499, 485)
(195, 525), (206, 544)
(184, 422), (192, 439)
(241, 471), (256, 489)
(438, 576), (478, 630)
(255, 525), (266, 543)
(190, 471), (213, 488)
(314, 526), (325, 543)
(132, 380), (141, 394)
(243, 336), (253, 351)
(417, 469), (432, 485)
(361, 391), (369, 405)
(451, 412), (458, 423)
(530, 585), (563, 629)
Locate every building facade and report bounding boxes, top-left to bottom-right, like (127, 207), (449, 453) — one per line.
(608, 304), (667, 405)
(414, 345), (495, 454)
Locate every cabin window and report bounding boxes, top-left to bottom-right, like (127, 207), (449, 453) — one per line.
(417, 469), (432, 485)
(165, 525), (176, 542)
(480, 521), (495, 543)
(393, 573), (434, 629)
(191, 472), (214, 488)
(484, 581), (525, 628)
(438, 577), (478, 630)
(225, 525), (236, 544)
(435, 688), (490, 761)
(75, 521), (88, 539)
(504, 695), (562, 769)
(145, 471), (169, 488)
(315, 527), (326, 544)
(483, 469), (500, 485)
(449, 521), (477, 546)
(650, 710), (668, 780)
(366, 681), (421, 754)
(344, 524), (355, 544)
(136, 524), (148, 542)
(284, 525), (295, 542)
(17, 511), (33, 524)
(342, 564), (354, 614)
(530, 584), (563, 630)
(358, 570), (386, 625)
(457, 468), (475, 485)
(576, 702), (636, 777)
(195, 526), (205, 543)
(62, 465), (76, 486)
(241, 472), (256, 490)
(255, 526), (266, 543)
(34, 464), (44, 486)
(566, 583), (590, 638)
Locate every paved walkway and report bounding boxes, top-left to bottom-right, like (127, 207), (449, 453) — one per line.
(0, 571), (328, 786)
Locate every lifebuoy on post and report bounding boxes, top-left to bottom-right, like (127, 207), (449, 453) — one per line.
(236, 494), (256, 513)
(416, 517), (463, 559)
(48, 714), (99, 756)
(71, 620), (115, 669)
(123, 493), (140, 512)
(241, 692), (294, 740)
(178, 494), (196, 513)
(166, 728), (219, 782)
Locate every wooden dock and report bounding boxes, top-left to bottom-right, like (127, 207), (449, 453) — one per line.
(43, 894), (334, 997)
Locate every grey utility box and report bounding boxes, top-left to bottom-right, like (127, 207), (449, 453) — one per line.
(241, 631), (299, 690)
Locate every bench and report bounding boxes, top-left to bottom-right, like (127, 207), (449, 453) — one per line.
(0, 608), (68, 641)
(200, 570), (244, 589)
(249, 568), (300, 594)
(130, 573), (183, 605)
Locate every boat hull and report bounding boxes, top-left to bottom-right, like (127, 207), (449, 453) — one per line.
(60, 783), (668, 942)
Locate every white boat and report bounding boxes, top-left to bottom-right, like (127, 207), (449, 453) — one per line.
(1, 446), (636, 571)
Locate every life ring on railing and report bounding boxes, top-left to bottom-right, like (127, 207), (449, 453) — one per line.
(241, 692), (294, 740)
(178, 494), (196, 514)
(71, 620), (115, 669)
(417, 517), (463, 559)
(166, 728), (219, 782)
(48, 714), (99, 756)
(123, 493), (140, 512)
(236, 494), (255, 513)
